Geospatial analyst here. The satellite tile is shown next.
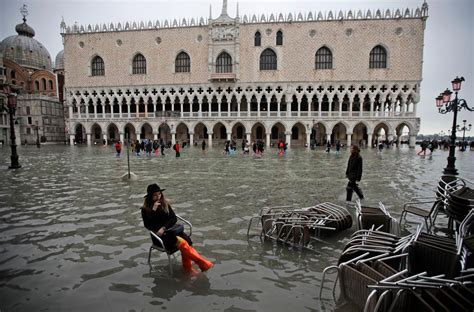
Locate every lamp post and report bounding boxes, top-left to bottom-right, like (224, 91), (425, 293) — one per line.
(456, 120), (471, 152)
(35, 120), (41, 148)
(435, 77), (473, 178)
(1, 86), (21, 169)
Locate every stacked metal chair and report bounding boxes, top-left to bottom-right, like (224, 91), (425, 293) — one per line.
(355, 200), (399, 235)
(247, 202), (352, 249)
(320, 210), (474, 311)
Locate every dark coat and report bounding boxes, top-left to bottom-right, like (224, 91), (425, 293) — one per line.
(346, 154), (363, 182)
(141, 205), (180, 250)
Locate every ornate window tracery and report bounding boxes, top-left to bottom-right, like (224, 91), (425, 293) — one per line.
(315, 47), (333, 69)
(175, 52), (191, 73)
(91, 56), (105, 76)
(132, 53), (147, 74)
(260, 49), (277, 70)
(369, 45), (387, 68)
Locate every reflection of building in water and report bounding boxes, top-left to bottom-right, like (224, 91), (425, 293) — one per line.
(62, 0), (428, 147)
(0, 5), (66, 145)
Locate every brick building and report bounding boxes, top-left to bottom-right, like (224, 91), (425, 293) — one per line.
(0, 5), (66, 145)
(62, 0), (428, 148)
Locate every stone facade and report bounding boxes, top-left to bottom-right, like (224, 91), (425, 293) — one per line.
(63, 1), (428, 148)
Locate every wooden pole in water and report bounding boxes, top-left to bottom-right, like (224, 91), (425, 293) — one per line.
(126, 133), (131, 179)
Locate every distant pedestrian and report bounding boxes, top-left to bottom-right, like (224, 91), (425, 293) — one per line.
(174, 141), (181, 158)
(201, 139), (206, 153)
(417, 141), (427, 156)
(114, 141), (122, 157)
(336, 140), (341, 155)
(160, 139), (165, 156)
(326, 141), (331, 153)
(345, 145), (364, 201)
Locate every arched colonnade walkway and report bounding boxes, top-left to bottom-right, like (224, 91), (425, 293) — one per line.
(70, 119), (417, 148)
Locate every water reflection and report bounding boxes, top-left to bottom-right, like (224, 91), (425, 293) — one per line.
(0, 145), (473, 311)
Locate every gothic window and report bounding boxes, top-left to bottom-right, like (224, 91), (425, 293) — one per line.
(260, 48), (277, 70)
(315, 47), (333, 69)
(11, 70), (16, 79)
(254, 31), (261, 46)
(42, 78), (47, 90)
(49, 80), (54, 90)
(35, 80), (39, 90)
(91, 55), (105, 76)
(132, 53), (147, 74)
(216, 52), (232, 73)
(175, 51), (191, 73)
(276, 30), (283, 45)
(369, 45), (387, 68)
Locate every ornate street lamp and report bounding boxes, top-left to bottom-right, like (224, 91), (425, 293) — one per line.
(0, 86), (21, 169)
(35, 120), (41, 148)
(435, 77), (473, 177)
(456, 119), (471, 152)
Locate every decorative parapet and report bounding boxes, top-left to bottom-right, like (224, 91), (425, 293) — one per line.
(60, 4), (428, 35)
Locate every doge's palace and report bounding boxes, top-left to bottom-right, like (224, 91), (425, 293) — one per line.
(62, 0), (428, 148)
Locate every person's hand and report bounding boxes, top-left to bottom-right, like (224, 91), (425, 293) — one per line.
(152, 201), (161, 211)
(157, 227), (165, 236)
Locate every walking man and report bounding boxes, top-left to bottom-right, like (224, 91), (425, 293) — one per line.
(345, 145), (364, 201)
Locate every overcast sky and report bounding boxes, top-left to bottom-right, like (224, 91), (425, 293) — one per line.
(1, 0), (472, 135)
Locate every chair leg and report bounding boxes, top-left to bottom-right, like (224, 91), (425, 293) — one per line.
(148, 246), (153, 264)
(168, 254), (173, 275)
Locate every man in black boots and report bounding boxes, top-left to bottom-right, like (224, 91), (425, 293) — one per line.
(346, 145), (364, 201)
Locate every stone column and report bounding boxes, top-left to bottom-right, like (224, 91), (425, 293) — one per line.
(102, 104), (106, 119)
(189, 132), (194, 146)
(119, 103), (122, 118)
(246, 132), (251, 144)
(208, 132), (213, 147)
(227, 132), (231, 141)
(367, 134), (373, 148)
(102, 133), (107, 145)
(69, 106), (73, 120)
(326, 133), (331, 144)
(306, 132), (311, 148)
(285, 131), (291, 149)
(266, 132), (271, 148)
(85, 105), (90, 119)
(145, 102), (148, 118)
(94, 104), (98, 119)
(346, 133), (352, 147)
(69, 134), (75, 145)
(171, 132), (176, 145)
(135, 103), (139, 118)
(120, 132), (125, 143)
(409, 135), (417, 148)
(86, 133), (92, 145)
(127, 103), (131, 118)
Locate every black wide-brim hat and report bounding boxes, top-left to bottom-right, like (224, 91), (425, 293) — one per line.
(144, 183), (166, 197)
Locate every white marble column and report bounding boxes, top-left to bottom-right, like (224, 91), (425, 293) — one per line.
(120, 133), (125, 143)
(306, 132), (311, 148)
(246, 132), (251, 144)
(409, 135), (417, 148)
(367, 134), (373, 148)
(153, 132), (158, 140)
(326, 133), (331, 144)
(102, 133), (107, 145)
(171, 132), (176, 145)
(266, 132), (271, 147)
(346, 133), (352, 147)
(69, 134), (75, 145)
(69, 106), (73, 119)
(189, 132), (194, 146)
(208, 132), (213, 147)
(285, 131), (291, 148)
(86, 133), (91, 145)
(227, 132), (231, 141)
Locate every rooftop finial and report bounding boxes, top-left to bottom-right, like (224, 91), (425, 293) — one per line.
(209, 4), (212, 19)
(236, 2), (239, 17)
(20, 4), (28, 22)
(221, 0), (228, 16)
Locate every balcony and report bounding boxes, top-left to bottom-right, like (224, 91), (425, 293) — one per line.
(210, 73), (237, 82)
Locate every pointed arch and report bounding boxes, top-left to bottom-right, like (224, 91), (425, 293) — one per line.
(315, 46), (332, 69)
(132, 53), (146, 74)
(216, 52), (232, 73)
(91, 55), (105, 76)
(369, 45), (387, 68)
(175, 51), (191, 73)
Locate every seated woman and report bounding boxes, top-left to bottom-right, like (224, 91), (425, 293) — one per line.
(141, 183), (213, 272)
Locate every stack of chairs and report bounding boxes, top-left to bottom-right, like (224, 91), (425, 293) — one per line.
(355, 200), (399, 235)
(247, 202), (352, 249)
(320, 210), (474, 311)
(444, 177), (474, 224)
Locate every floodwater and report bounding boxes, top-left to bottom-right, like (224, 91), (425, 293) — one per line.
(0, 144), (473, 312)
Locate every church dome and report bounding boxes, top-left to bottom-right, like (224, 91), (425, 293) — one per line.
(55, 50), (64, 70)
(0, 17), (52, 71)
